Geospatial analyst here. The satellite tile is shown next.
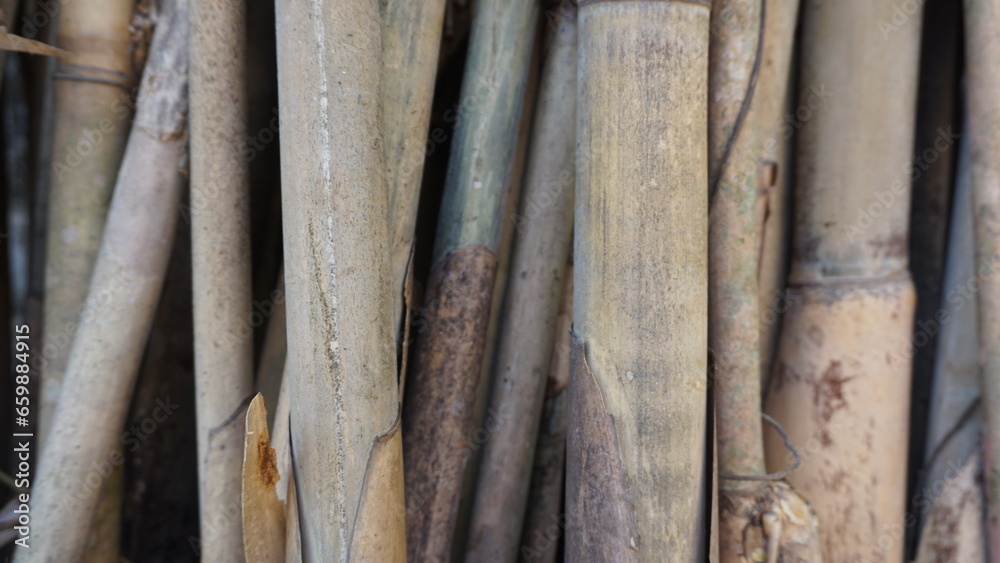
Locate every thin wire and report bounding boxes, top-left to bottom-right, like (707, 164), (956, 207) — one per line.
(720, 413), (801, 481)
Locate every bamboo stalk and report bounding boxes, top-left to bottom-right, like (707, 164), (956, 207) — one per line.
(189, 0), (254, 557)
(519, 267), (572, 563)
(569, 1), (709, 559)
(763, 1), (923, 560)
(465, 9), (576, 560)
(914, 128), (987, 562)
(964, 0), (1000, 555)
(38, 0), (136, 448)
(15, 0), (189, 558)
(275, 0), (403, 559)
(381, 0), (448, 338)
(753, 0), (800, 388)
(255, 269), (286, 431)
(401, 0), (539, 557)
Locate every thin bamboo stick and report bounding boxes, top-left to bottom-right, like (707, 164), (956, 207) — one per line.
(275, 0), (403, 558)
(569, 1), (709, 559)
(401, 0), (539, 557)
(189, 0), (254, 557)
(15, 0), (189, 557)
(465, 9), (576, 560)
(763, 1), (923, 560)
(964, 0), (1000, 555)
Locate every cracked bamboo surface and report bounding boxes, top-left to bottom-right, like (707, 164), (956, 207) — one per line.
(16, 0), (189, 558)
(275, 0), (403, 559)
(763, 1), (922, 560)
(569, 1), (709, 559)
(189, 0), (254, 558)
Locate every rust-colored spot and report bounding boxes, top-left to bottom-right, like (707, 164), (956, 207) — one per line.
(256, 437), (279, 487)
(812, 361), (854, 445)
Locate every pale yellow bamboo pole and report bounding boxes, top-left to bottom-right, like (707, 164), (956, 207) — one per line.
(275, 0), (403, 559)
(466, 8), (576, 559)
(569, 0), (709, 559)
(964, 0), (1000, 555)
(39, 0), (135, 447)
(15, 0), (189, 558)
(763, 1), (923, 561)
(189, 0), (254, 557)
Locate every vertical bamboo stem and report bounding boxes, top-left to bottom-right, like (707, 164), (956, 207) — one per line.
(964, 0), (1000, 555)
(189, 0), (254, 558)
(39, 0), (135, 447)
(275, 0), (403, 559)
(401, 0), (539, 557)
(763, 2), (923, 561)
(466, 8), (576, 559)
(569, 1), (709, 559)
(16, 0), (189, 557)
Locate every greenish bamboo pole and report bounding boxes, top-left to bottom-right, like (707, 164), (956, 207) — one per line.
(15, 0), (189, 558)
(465, 8), (576, 560)
(381, 0), (448, 338)
(401, 0), (539, 558)
(275, 0), (403, 559)
(189, 0), (254, 558)
(964, 0), (1000, 555)
(763, 1), (923, 561)
(39, 0), (136, 448)
(569, 1), (708, 559)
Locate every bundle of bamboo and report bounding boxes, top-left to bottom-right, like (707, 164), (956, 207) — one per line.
(0, 0), (990, 560)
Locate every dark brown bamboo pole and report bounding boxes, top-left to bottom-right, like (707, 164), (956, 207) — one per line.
(401, 0), (539, 557)
(569, 0), (709, 559)
(15, 0), (189, 558)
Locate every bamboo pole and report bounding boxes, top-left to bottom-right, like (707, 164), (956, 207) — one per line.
(753, 0), (800, 388)
(569, 1), (709, 559)
(466, 8), (576, 559)
(381, 0), (448, 338)
(913, 129), (987, 562)
(965, 0), (1000, 555)
(519, 267), (572, 563)
(763, 1), (922, 560)
(39, 0), (135, 448)
(189, 0), (254, 557)
(401, 0), (539, 557)
(275, 0), (403, 559)
(15, 0), (189, 558)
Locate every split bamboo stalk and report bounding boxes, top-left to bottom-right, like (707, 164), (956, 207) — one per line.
(15, 0), (189, 558)
(401, 0), (539, 557)
(569, 0), (709, 559)
(39, 0), (135, 447)
(708, 0), (820, 559)
(189, 0), (254, 557)
(275, 0), (404, 559)
(466, 8), (577, 559)
(241, 394), (286, 562)
(753, 0), (800, 388)
(381, 0), (448, 337)
(964, 0), (1000, 555)
(519, 267), (572, 563)
(914, 130), (987, 562)
(762, 1), (923, 560)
